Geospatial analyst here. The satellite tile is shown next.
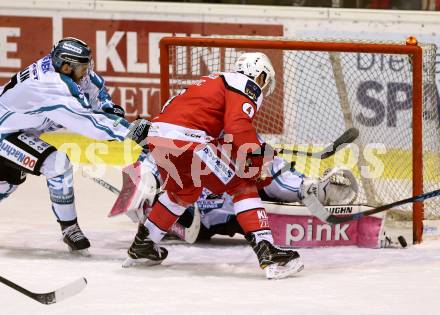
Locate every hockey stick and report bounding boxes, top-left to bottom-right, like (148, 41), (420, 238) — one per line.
(277, 127), (359, 159)
(315, 188), (440, 224)
(271, 127), (359, 180)
(83, 171), (120, 195)
(0, 276), (87, 305)
(81, 171), (201, 243)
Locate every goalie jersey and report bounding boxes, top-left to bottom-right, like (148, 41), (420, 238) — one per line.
(151, 72), (264, 148)
(0, 55), (129, 140)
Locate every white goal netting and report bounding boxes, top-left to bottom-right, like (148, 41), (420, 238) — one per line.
(162, 36), (440, 229)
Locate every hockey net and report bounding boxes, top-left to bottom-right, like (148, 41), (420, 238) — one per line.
(159, 36), (439, 244)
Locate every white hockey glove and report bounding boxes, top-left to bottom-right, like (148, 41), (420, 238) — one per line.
(127, 119), (151, 149)
(301, 167), (358, 206)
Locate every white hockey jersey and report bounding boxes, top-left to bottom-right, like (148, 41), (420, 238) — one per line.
(0, 55), (129, 141)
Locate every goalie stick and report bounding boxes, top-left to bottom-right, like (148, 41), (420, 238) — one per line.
(81, 171), (201, 243)
(0, 276), (87, 305)
(307, 188), (440, 224)
(326, 188), (440, 224)
(271, 127), (359, 180)
(277, 127), (359, 159)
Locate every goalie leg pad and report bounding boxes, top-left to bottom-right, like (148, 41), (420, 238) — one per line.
(109, 160), (160, 218)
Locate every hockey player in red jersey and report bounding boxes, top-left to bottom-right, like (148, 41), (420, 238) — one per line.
(123, 52), (304, 279)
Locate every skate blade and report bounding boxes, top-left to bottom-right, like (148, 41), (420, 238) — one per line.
(265, 258), (304, 280)
(122, 257), (163, 268)
(68, 247), (91, 257)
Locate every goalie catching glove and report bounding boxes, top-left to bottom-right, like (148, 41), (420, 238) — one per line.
(300, 167), (359, 205)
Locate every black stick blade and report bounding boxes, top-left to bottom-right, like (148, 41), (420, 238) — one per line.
(319, 127), (359, 158)
(333, 127), (359, 148)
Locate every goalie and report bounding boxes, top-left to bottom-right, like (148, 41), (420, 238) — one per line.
(185, 156), (359, 241)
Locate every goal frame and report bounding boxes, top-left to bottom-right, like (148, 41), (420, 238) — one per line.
(159, 36), (424, 244)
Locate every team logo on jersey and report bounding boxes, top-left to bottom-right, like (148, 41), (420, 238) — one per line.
(244, 80), (261, 102)
(242, 103), (255, 118)
(41, 55), (51, 73)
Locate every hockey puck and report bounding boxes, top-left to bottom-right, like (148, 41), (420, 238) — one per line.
(397, 236), (408, 248)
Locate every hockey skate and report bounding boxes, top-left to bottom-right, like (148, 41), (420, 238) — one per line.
(122, 224), (168, 268)
(246, 233), (304, 279)
(60, 221), (91, 256)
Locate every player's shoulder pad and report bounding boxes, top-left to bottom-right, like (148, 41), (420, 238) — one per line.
(220, 72), (262, 105)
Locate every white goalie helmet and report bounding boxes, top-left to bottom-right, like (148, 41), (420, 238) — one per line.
(234, 52), (276, 96)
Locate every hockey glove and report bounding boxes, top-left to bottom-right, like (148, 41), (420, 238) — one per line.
(127, 119), (151, 149)
(104, 104), (125, 118)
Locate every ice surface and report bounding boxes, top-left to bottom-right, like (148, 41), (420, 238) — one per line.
(1, 170), (440, 315)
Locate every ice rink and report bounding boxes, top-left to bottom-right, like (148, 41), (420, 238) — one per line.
(1, 169), (440, 315)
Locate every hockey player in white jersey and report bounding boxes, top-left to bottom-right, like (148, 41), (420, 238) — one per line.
(0, 37), (150, 254)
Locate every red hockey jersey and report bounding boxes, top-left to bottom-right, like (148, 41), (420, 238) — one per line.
(152, 72), (263, 149)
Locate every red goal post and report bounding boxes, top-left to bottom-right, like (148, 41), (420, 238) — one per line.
(159, 36), (438, 244)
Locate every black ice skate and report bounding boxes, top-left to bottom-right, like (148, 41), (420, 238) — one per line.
(60, 220), (90, 256)
(122, 224), (168, 268)
(246, 233), (304, 279)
